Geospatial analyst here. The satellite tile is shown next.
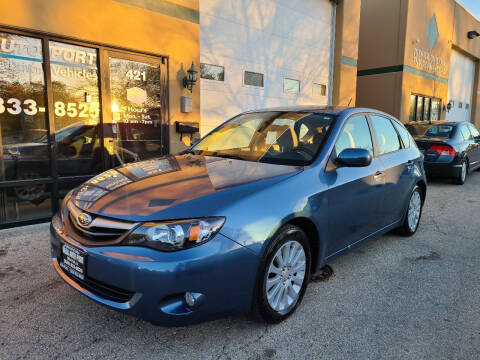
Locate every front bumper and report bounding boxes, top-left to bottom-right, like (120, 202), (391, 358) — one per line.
(50, 216), (259, 326)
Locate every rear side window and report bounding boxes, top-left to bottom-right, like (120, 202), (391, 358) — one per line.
(392, 120), (411, 148)
(460, 125), (473, 141)
(334, 115), (373, 156)
(370, 115), (401, 155)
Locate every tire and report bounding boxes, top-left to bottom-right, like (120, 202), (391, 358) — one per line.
(396, 185), (424, 237)
(253, 225), (311, 323)
(453, 159), (468, 185)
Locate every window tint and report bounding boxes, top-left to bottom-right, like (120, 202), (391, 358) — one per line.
(334, 115), (373, 156)
(460, 125), (473, 140)
(392, 120), (411, 148)
(370, 115), (401, 155)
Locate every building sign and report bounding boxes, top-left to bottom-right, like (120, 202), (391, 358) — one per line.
(413, 47), (447, 76)
(412, 14), (447, 76)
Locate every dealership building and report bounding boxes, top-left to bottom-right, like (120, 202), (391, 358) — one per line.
(357, 0), (480, 126)
(0, 0), (478, 228)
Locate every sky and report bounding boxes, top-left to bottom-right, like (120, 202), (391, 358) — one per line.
(457, 0), (480, 20)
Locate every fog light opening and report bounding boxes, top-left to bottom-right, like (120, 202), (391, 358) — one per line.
(184, 292), (195, 307)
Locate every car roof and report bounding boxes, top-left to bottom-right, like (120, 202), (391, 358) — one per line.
(242, 106), (388, 116)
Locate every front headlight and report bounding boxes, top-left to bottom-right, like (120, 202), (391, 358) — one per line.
(123, 217), (225, 251)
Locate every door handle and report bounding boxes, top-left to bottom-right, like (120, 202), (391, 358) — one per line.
(373, 171), (385, 183)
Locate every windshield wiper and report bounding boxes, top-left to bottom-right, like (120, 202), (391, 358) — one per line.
(179, 149), (198, 155)
(210, 153), (250, 161)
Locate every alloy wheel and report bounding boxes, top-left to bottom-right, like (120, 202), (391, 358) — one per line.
(461, 161), (467, 183)
(407, 190), (422, 232)
(265, 240), (306, 315)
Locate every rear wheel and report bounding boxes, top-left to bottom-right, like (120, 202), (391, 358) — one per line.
(396, 185), (423, 236)
(253, 225), (311, 323)
(453, 159), (468, 185)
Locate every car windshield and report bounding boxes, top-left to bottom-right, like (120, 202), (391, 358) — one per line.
(191, 111), (335, 165)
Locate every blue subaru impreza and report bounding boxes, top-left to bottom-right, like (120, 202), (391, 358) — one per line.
(51, 107), (426, 325)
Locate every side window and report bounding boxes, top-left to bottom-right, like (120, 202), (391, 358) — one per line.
(370, 115), (401, 155)
(334, 115), (373, 156)
(392, 120), (411, 148)
(460, 125), (473, 141)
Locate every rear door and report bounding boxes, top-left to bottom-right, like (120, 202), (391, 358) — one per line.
(459, 124), (477, 166)
(326, 114), (385, 254)
(368, 114), (413, 227)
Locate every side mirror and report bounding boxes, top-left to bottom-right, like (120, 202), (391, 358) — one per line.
(336, 148), (372, 167)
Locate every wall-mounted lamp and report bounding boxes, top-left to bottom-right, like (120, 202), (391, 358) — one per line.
(183, 62), (198, 93)
(467, 30), (480, 39)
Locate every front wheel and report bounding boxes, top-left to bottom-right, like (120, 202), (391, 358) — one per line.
(253, 225), (311, 323)
(396, 186), (423, 236)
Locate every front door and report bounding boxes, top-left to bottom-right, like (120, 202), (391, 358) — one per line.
(102, 51), (168, 169)
(326, 114), (385, 255)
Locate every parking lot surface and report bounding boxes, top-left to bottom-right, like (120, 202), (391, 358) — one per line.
(1, 173), (480, 360)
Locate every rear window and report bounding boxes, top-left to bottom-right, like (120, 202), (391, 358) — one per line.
(422, 125), (455, 138)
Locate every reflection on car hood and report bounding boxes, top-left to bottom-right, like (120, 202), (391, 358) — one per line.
(70, 155), (303, 221)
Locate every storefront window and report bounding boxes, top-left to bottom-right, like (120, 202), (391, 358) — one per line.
(0, 32), (52, 223)
(431, 99), (441, 120)
(107, 57), (163, 167)
(416, 96), (424, 121)
(409, 95), (416, 122)
(423, 97), (431, 120)
(0, 29), (169, 227)
(409, 94), (441, 122)
(49, 42), (102, 179)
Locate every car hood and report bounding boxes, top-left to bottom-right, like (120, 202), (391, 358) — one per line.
(70, 154), (303, 221)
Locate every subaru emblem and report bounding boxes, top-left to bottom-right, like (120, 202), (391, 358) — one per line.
(77, 212), (92, 227)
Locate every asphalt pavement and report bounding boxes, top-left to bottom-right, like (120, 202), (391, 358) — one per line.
(1, 172), (479, 359)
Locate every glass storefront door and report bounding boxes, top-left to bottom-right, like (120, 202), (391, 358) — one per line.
(0, 29), (168, 227)
(104, 54), (166, 169)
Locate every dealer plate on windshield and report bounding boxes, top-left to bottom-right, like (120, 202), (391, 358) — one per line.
(60, 243), (86, 280)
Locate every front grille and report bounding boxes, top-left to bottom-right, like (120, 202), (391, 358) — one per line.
(66, 201), (137, 243)
(62, 269), (134, 303)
